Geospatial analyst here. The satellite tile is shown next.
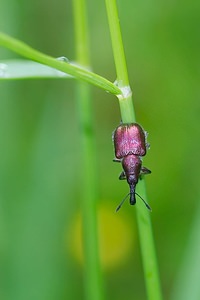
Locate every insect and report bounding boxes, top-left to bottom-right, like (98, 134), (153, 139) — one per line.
(113, 123), (151, 211)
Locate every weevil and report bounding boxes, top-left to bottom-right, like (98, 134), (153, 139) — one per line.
(113, 123), (151, 211)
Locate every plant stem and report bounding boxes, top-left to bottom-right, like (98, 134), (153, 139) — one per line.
(105, 0), (163, 299)
(104, 0), (129, 87)
(73, 0), (104, 300)
(0, 31), (121, 95)
(136, 182), (163, 300)
(104, 0), (135, 121)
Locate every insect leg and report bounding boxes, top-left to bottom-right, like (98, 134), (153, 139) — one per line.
(140, 166), (151, 175)
(119, 171), (126, 180)
(113, 158), (122, 163)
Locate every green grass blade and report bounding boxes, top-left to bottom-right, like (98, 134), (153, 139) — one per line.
(0, 59), (72, 79)
(0, 31), (121, 94)
(104, 0), (129, 87)
(73, 0), (104, 299)
(105, 0), (163, 299)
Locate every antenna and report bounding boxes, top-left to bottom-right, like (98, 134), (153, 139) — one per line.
(116, 192), (152, 212)
(135, 192), (152, 211)
(115, 193), (130, 212)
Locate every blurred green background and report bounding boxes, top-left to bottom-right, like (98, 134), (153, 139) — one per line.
(0, 0), (199, 299)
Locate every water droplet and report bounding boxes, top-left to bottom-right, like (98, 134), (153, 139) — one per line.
(56, 56), (69, 63)
(0, 63), (8, 78)
(55, 57), (73, 77)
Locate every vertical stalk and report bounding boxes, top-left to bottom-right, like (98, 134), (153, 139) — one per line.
(105, 0), (163, 299)
(104, 0), (129, 87)
(72, 0), (104, 300)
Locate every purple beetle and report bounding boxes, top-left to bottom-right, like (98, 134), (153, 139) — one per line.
(113, 123), (151, 211)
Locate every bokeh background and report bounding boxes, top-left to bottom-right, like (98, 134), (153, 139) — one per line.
(0, 0), (199, 299)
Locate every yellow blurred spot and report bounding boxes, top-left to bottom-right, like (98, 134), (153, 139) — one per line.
(68, 203), (135, 271)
